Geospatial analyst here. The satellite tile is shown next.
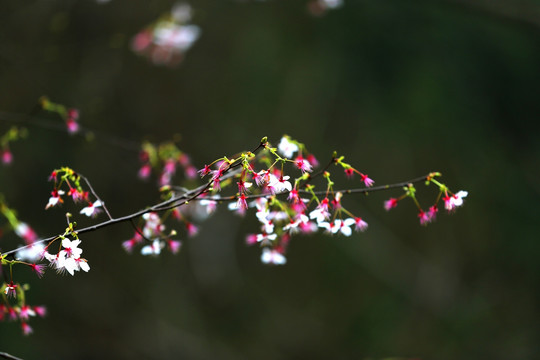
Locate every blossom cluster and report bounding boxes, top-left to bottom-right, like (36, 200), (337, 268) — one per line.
(131, 3), (201, 67)
(138, 141), (198, 186)
(122, 212), (184, 256)
(0, 282), (46, 335)
(42, 238), (90, 276)
(45, 167), (104, 218)
(198, 135), (373, 265)
(383, 174), (468, 226)
(39, 97), (80, 134)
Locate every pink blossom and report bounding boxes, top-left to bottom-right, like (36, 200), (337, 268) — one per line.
(344, 168), (354, 178)
(184, 165), (197, 179)
(1, 149), (13, 164)
(178, 153), (190, 166)
(384, 198), (398, 211)
(288, 188), (300, 203)
(33, 306), (47, 317)
(159, 171), (172, 186)
(428, 205), (438, 221)
(198, 164), (211, 178)
(307, 154), (319, 167)
(122, 232), (143, 253)
(295, 156), (312, 173)
(167, 239), (182, 254)
(360, 174), (374, 187)
(236, 193), (248, 213)
(4, 281), (17, 298)
(67, 108), (79, 120)
(68, 188), (87, 203)
(138, 164), (152, 179)
(131, 30), (153, 52)
(18, 305), (36, 321)
(245, 234), (258, 245)
(21, 322), (33, 336)
(237, 180), (252, 194)
(30, 263), (46, 278)
(354, 217), (368, 232)
(186, 222), (198, 237)
(418, 210), (432, 226)
(8, 307), (18, 321)
(66, 117), (79, 134)
(163, 159), (177, 175)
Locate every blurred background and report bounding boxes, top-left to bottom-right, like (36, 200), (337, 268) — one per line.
(1, 0), (539, 359)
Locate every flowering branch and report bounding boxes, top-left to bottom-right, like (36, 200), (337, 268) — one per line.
(0, 132), (467, 335)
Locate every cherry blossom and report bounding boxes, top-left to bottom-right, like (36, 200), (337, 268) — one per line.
(277, 136), (298, 158)
(319, 218), (356, 236)
(268, 175), (292, 193)
(418, 210), (432, 226)
(360, 174), (374, 187)
(384, 198), (398, 211)
(295, 156), (312, 173)
(30, 263), (46, 278)
(79, 200), (103, 217)
(122, 232), (143, 253)
(354, 217), (368, 232)
(141, 239), (164, 256)
(21, 322), (33, 335)
(256, 233), (277, 245)
(261, 248), (287, 265)
(443, 191), (468, 212)
(138, 163), (152, 179)
(19, 305), (36, 321)
(4, 281), (17, 298)
(167, 239), (182, 254)
(45, 189), (64, 209)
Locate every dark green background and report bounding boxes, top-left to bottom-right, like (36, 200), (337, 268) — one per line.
(1, 1), (539, 359)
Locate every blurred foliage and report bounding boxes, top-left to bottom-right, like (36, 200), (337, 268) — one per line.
(1, 0), (540, 359)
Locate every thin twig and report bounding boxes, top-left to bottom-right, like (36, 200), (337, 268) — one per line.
(78, 173), (113, 220)
(0, 351), (24, 360)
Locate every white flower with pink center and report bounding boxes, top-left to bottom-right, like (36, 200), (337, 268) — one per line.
(277, 136), (298, 158)
(141, 239), (164, 256)
(80, 200), (103, 217)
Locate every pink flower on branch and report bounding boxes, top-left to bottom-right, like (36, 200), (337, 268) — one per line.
(360, 174), (374, 187)
(443, 191), (468, 212)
